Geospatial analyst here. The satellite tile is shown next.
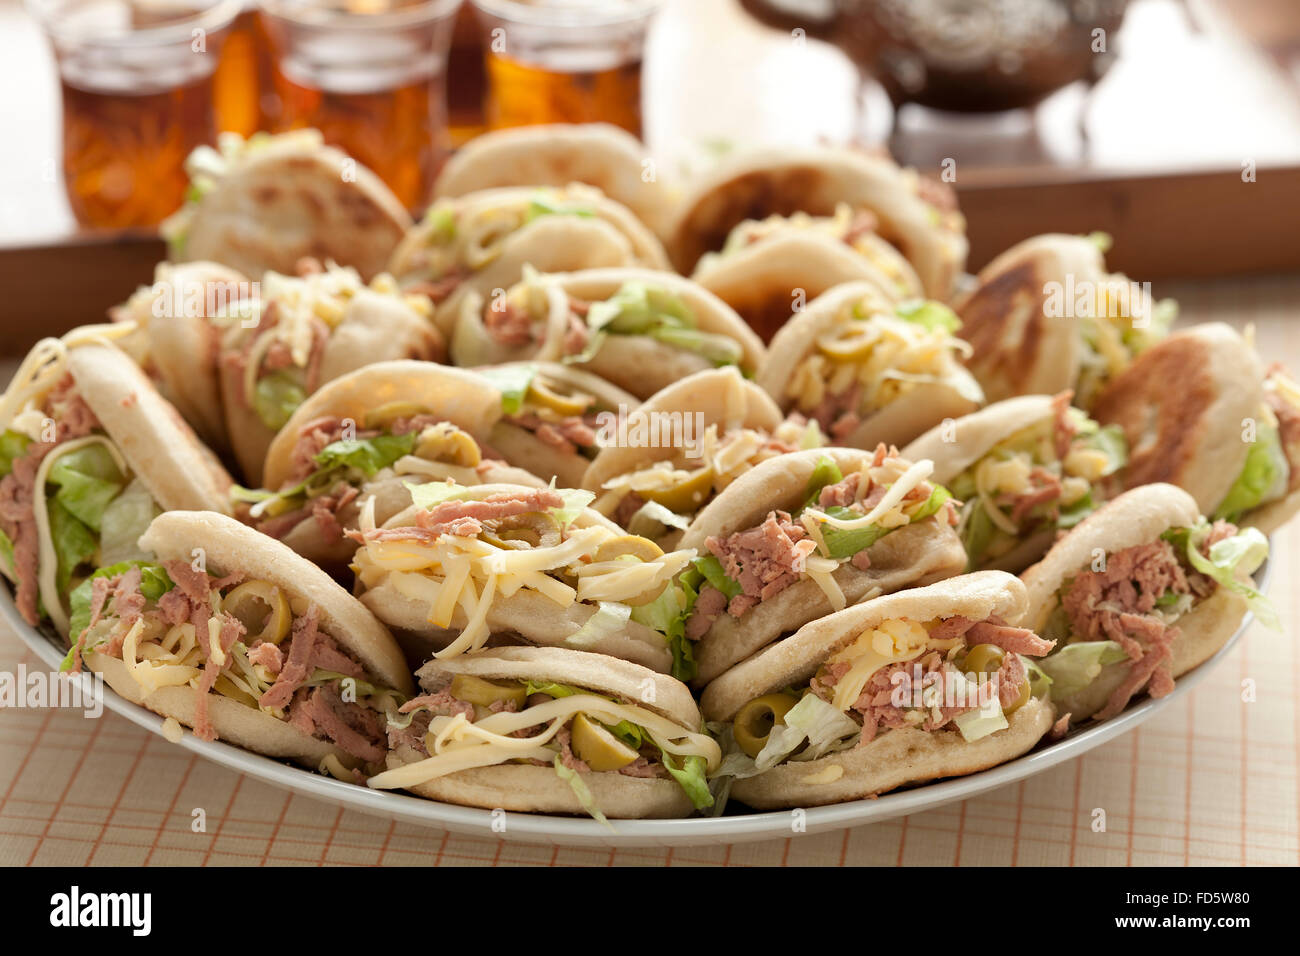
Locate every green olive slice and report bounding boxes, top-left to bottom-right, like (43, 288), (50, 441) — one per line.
(449, 674), (527, 708)
(734, 692), (799, 759)
(570, 713), (640, 771)
(961, 643), (1005, 679)
(414, 423), (481, 466)
(528, 377), (591, 417)
(594, 535), (664, 564)
(641, 467), (714, 514)
(223, 580), (292, 645)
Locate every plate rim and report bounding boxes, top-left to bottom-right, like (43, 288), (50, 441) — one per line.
(0, 562), (1265, 849)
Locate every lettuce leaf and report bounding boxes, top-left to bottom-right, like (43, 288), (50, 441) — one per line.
(47, 445), (125, 532)
(313, 433), (418, 479)
(252, 372), (307, 431)
(550, 488), (595, 527)
(1214, 424), (1288, 520)
(1057, 489), (1097, 530)
(0, 526), (14, 573)
(691, 555), (742, 600)
(0, 429), (31, 478)
(1176, 523), (1277, 630)
(895, 299), (961, 334)
(1037, 640), (1129, 698)
(630, 580), (696, 682)
(804, 455), (843, 505)
(649, 326), (743, 366)
(526, 195), (595, 223)
(406, 480), (475, 511)
(99, 477), (161, 566)
(952, 695), (1007, 742)
(960, 501), (996, 568)
(661, 752), (713, 811)
(1088, 423), (1128, 476)
(48, 498), (98, 598)
(819, 506), (890, 559)
(909, 483), (953, 522)
(564, 601), (631, 649)
(478, 363), (538, 416)
(552, 754), (611, 827)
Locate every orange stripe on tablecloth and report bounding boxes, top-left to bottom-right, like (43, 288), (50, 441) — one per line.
(257, 790), (294, 868)
(200, 775), (244, 867)
(26, 708), (106, 865)
(144, 752), (198, 866)
(86, 724), (153, 865)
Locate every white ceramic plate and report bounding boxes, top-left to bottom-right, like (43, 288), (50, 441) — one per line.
(0, 565), (1265, 848)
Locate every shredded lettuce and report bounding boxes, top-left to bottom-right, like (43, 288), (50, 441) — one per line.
(895, 299), (961, 334)
(552, 754), (611, 827)
(549, 487), (595, 527)
(522, 680), (583, 699)
(1172, 523), (1277, 630)
(576, 281), (742, 367)
(819, 506), (890, 559)
(952, 693), (1007, 742)
(752, 693), (859, 772)
(960, 501), (996, 567)
(1057, 490), (1097, 530)
(406, 480), (477, 511)
(478, 363), (538, 416)
(1038, 640), (1129, 698)
(909, 483), (953, 522)
(526, 195), (595, 223)
(48, 499), (98, 598)
(0, 527), (14, 573)
(1214, 424), (1288, 521)
(64, 560), (174, 667)
(424, 204), (457, 242)
(565, 601), (631, 649)
(252, 372), (307, 431)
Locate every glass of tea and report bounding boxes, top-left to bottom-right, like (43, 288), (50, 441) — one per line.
(30, 0), (242, 230)
(470, 0), (659, 138)
(259, 0), (462, 213)
(212, 2), (279, 137)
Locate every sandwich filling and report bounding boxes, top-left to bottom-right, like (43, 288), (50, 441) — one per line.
(696, 203), (918, 298)
(947, 393), (1127, 568)
(373, 668), (721, 819)
(682, 446), (956, 643)
(714, 612), (1053, 781)
(480, 363), (609, 461)
(482, 270), (745, 370)
(1037, 520), (1273, 722)
(593, 416), (824, 540)
(221, 265), (435, 432)
(398, 185), (614, 304)
(63, 559), (404, 766)
(0, 334), (163, 633)
(1215, 365), (1300, 521)
(234, 411), (496, 545)
(349, 483), (700, 676)
(782, 294), (983, 442)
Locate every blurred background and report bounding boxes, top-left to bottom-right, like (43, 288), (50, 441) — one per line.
(2, 0), (1299, 286)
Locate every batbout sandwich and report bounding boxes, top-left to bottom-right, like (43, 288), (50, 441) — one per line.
(581, 367), (821, 546)
(65, 511), (413, 774)
(954, 232), (1175, 407)
(903, 393), (1128, 573)
(702, 572), (1055, 809)
(371, 646), (720, 820)
(1021, 484), (1273, 725)
(0, 334), (234, 636)
(477, 361), (638, 487)
(237, 362), (537, 571)
(666, 146), (967, 300)
(432, 123), (674, 238)
(757, 281), (984, 449)
(348, 481), (703, 678)
(1090, 322), (1300, 534)
(678, 446), (968, 687)
(109, 259), (252, 454)
(449, 266), (765, 400)
(217, 262), (445, 484)
(691, 204), (924, 339)
(162, 130), (412, 281)
(388, 185), (670, 334)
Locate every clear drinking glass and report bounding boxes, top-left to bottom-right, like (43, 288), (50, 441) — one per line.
(259, 0), (462, 212)
(470, 0), (659, 138)
(30, 0), (242, 230)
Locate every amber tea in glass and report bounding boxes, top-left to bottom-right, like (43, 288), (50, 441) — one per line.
(32, 0), (241, 230)
(260, 0), (461, 212)
(471, 0), (658, 138)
